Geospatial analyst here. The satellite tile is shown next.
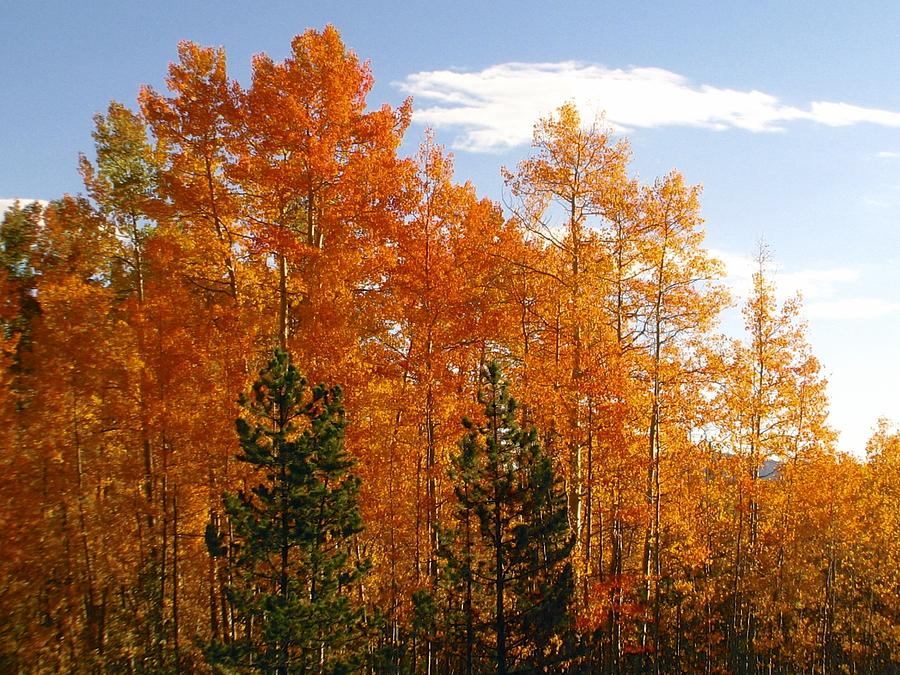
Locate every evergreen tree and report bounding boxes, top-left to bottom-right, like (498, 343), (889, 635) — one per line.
(438, 362), (575, 674)
(205, 349), (370, 673)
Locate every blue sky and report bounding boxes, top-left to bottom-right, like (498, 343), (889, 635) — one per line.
(4, 1), (900, 454)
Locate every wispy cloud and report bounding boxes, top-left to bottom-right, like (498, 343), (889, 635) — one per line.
(862, 196), (891, 208)
(777, 268), (860, 301)
(805, 298), (900, 320)
(711, 248), (898, 321)
(397, 62), (900, 152)
(875, 151), (900, 158)
(714, 248), (858, 300)
(808, 102), (900, 128)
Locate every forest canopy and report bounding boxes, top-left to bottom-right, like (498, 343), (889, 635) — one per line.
(0, 25), (897, 674)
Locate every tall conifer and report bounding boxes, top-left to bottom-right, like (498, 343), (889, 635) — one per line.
(439, 362), (575, 673)
(205, 349), (369, 673)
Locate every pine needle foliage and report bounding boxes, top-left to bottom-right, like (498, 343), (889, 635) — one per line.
(205, 349), (369, 674)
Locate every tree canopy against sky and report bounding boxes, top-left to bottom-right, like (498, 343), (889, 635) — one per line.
(0, 21), (897, 675)
(6, 2), (900, 455)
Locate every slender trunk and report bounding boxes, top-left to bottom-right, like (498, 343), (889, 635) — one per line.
(160, 474), (169, 666)
(653, 451), (662, 668)
(415, 452), (423, 581)
(495, 487), (506, 675)
(209, 512), (220, 641)
(387, 342), (413, 628)
(424, 371), (438, 675)
(641, 391), (659, 659)
(279, 398), (289, 674)
(203, 155), (239, 299)
(642, 230), (667, 671)
(173, 485), (180, 672)
(422, 190), (439, 675)
(306, 183), (319, 248)
(732, 480), (745, 671)
(584, 400), (593, 607)
(607, 227), (627, 674)
(278, 251), (288, 350)
(464, 496), (474, 675)
(569, 194), (583, 556)
(519, 264), (531, 428)
(72, 380), (99, 652)
(492, 381), (507, 675)
(608, 494), (623, 674)
(132, 217), (145, 305)
(425, 335), (437, 582)
(228, 519), (236, 643)
(133, 226), (155, 538)
(354, 536), (366, 609)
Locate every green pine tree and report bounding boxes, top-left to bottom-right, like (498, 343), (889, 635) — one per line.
(205, 349), (370, 674)
(437, 362), (575, 674)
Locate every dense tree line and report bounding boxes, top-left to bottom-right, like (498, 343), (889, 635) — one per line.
(0, 26), (897, 673)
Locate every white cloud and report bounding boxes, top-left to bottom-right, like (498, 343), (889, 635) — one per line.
(397, 62), (900, 152)
(711, 247), (898, 321)
(809, 102), (900, 128)
(709, 248), (757, 297)
(805, 298), (900, 320)
(0, 198), (47, 214)
(777, 267), (860, 301)
(875, 151), (900, 158)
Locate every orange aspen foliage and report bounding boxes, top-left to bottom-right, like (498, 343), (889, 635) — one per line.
(359, 135), (514, 632)
(0, 27), (892, 673)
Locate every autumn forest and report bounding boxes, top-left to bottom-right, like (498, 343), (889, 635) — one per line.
(0, 26), (897, 674)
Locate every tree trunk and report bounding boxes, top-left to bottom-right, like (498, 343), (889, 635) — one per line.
(278, 251), (288, 350)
